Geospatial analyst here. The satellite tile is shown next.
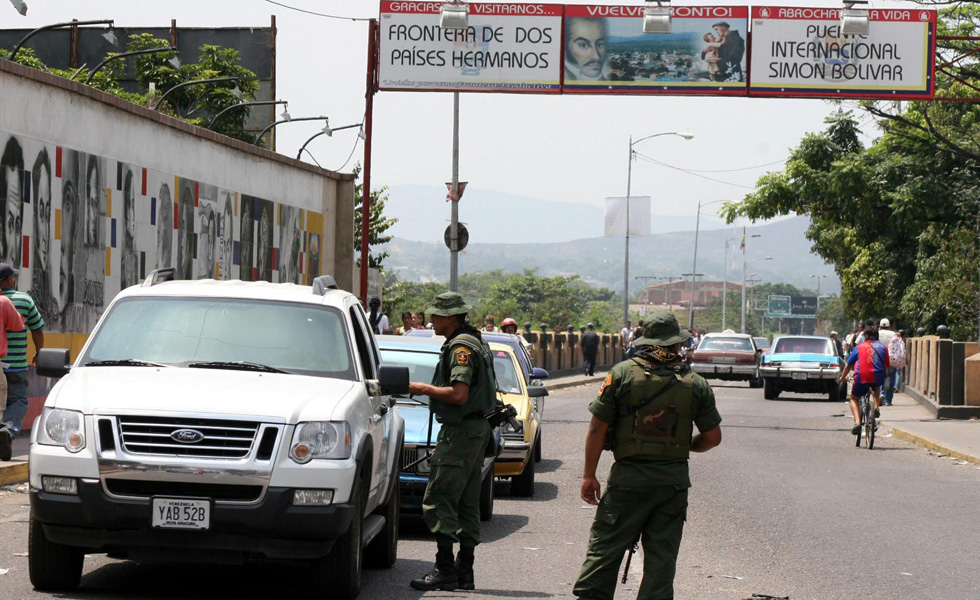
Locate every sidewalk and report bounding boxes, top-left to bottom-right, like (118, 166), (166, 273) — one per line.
(0, 432), (29, 486)
(544, 368), (608, 392)
(874, 392), (980, 465)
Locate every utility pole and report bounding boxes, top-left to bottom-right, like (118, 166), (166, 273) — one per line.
(682, 272), (703, 328)
(659, 275), (680, 307)
(449, 92), (460, 291)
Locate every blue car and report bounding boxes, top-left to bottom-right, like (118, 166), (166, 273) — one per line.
(377, 335), (502, 521)
(759, 335), (846, 401)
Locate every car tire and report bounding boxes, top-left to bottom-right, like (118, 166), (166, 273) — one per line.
(826, 381), (839, 403)
(479, 469), (494, 521)
(365, 465), (399, 569)
(749, 377), (763, 388)
(510, 455), (535, 497)
(29, 512), (84, 592)
(763, 377), (778, 400)
(533, 433), (542, 463)
(315, 479), (363, 600)
(838, 380), (849, 402)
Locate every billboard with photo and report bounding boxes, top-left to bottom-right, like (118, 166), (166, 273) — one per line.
(748, 6), (937, 99)
(378, 2), (563, 93)
(563, 5), (749, 95)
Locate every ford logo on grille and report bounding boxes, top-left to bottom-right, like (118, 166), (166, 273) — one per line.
(171, 429), (205, 444)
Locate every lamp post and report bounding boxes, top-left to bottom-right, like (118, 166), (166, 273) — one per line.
(810, 273), (827, 334)
(721, 234), (740, 331)
(208, 99), (288, 130)
(11, 19), (114, 62)
(296, 122), (363, 160)
(253, 115), (329, 148)
(688, 198), (724, 330)
(86, 46), (177, 85)
(746, 276), (762, 331)
(742, 255), (772, 333)
(624, 131), (694, 325)
(439, 3), (468, 292)
(152, 76), (241, 112)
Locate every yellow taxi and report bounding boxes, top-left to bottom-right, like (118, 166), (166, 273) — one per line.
(488, 342), (545, 497)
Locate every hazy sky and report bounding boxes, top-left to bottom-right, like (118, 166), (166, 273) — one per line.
(4, 0), (885, 226)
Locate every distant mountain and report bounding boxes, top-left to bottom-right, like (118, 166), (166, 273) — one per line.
(382, 214), (840, 296)
(385, 184), (728, 244)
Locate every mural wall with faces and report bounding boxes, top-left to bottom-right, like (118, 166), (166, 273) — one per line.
(0, 131), (325, 334)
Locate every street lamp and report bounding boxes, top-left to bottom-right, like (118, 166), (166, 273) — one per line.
(86, 46), (176, 85)
(742, 256), (773, 333)
(152, 76), (241, 112)
(10, 19), (115, 62)
(208, 99), (288, 130)
(624, 131), (694, 326)
(811, 274), (828, 334)
(688, 197), (723, 331)
(254, 115), (330, 148)
(296, 122), (363, 160)
(726, 231), (760, 330)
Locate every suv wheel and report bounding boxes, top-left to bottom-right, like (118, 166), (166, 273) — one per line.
(479, 469), (494, 521)
(365, 464), (399, 569)
(29, 512), (83, 591)
(533, 434), (542, 463)
(510, 455), (535, 497)
(315, 481), (363, 599)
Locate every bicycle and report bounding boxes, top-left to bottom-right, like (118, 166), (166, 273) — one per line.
(855, 389), (875, 449)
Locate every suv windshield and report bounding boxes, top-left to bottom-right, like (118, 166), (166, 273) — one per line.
(80, 297), (354, 379)
(698, 337), (755, 352)
(772, 338), (834, 355)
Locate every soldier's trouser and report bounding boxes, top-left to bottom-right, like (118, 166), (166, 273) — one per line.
(422, 419), (491, 547)
(573, 484), (689, 600)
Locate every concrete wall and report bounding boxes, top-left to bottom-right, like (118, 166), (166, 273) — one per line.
(0, 58), (355, 337)
(523, 331), (623, 375)
(906, 336), (980, 419)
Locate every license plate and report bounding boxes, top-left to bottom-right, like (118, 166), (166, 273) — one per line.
(713, 357), (736, 364)
(151, 498), (211, 530)
(791, 372), (808, 381)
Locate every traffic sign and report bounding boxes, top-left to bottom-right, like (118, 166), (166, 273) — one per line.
(444, 224), (469, 252)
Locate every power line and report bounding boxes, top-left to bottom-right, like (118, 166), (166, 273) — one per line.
(675, 159), (786, 173)
(333, 136), (361, 172)
(633, 153), (756, 190)
(262, 0), (372, 22)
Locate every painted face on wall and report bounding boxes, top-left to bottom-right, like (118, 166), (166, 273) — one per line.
(157, 184), (173, 268)
(34, 162), (51, 270)
(257, 206), (270, 275)
(124, 174), (136, 244)
(59, 180), (77, 310)
(3, 166), (22, 265)
(85, 160), (100, 246)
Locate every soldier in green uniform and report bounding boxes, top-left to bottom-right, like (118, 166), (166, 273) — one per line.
(408, 292), (495, 592)
(574, 311), (723, 600)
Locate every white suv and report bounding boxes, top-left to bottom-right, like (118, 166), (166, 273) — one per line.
(29, 271), (407, 600)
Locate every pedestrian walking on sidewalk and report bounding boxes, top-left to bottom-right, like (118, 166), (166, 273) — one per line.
(0, 263), (28, 461)
(582, 323), (600, 377)
(407, 292), (495, 592)
(574, 311), (722, 600)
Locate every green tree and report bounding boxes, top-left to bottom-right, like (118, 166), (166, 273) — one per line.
(353, 163), (398, 271)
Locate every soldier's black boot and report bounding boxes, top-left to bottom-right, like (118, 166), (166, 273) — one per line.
(455, 545), (475, 590)
(410, 543), (458, 591)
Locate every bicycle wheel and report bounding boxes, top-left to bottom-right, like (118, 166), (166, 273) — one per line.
(863, 394), (875, 449)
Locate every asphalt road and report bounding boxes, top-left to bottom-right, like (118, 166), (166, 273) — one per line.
(2, 381), (979, 599)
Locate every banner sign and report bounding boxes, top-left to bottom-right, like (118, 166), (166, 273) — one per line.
(604, 196), (652, 237)
(766, 294), (792, 318)
(748, 6), (936, 99)
(378, 2), (563, 92)
(563, 5), (749, 95)
(791, 295), (818, 316)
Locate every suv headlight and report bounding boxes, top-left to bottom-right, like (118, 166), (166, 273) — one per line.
(37, 408), (86, 453)
(289, 422), (351, 463)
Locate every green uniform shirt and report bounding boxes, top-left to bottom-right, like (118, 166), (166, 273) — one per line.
(589, 358), (722, 489)
(430, 330), (495, 424)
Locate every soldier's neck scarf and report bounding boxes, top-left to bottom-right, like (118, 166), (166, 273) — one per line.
(634, 345), (679, 364)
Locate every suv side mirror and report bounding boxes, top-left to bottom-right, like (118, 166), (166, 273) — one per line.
(530, 367), (549, 380)
(377, 365), (410, 396)
(37, 348), (71, 379)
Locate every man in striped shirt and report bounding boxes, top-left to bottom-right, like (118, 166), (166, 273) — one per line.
(0, 263), (42, 461)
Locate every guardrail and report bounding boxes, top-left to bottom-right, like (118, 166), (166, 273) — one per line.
(522, 330), (625, 377)
(906, 336), (980, 419)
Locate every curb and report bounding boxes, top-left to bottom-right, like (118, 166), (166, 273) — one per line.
(0, 461), (28, 486)
(890, 426), (980, 465)
(546, 373), (607, 393)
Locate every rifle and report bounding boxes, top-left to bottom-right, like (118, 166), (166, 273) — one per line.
(621, 533), (641, 584)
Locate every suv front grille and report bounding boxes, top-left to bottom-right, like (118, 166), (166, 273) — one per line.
(117, 416), (260, 459)
(105, 479), (263, 502)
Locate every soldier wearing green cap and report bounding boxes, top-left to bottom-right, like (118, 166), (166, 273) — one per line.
(574, 310), (723, 600)
(408, 292), (495, 592)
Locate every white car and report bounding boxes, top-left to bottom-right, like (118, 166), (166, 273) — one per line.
(29, 271), (407, 600)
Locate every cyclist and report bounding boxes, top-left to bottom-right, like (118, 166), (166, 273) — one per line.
(838, 326), (890, 435)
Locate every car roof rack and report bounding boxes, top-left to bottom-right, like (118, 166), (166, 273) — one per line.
(142, 268), (177, 287)
(312, 275), (339, 296)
